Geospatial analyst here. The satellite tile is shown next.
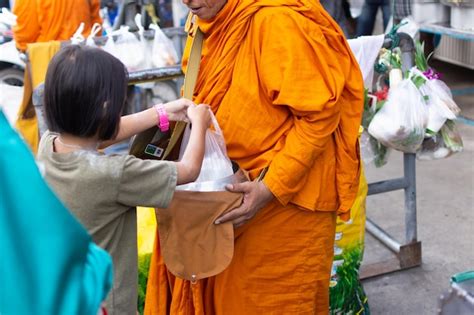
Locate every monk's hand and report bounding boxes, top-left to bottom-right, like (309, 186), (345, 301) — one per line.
(214, 181), (274, 228)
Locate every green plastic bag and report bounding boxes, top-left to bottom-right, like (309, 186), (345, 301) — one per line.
(330, 170), (370, 314)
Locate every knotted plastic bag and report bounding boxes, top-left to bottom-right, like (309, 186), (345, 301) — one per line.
(70, 23), (85, 45)
(149, 23), (179, 68)
(85, 23), (102, 48)
(101, 34), (119, 58)
(411, 68), (459, 134)
(368, 78), (428, 153)
(178, 112), (234, 190)
(112, 26), (145, 71)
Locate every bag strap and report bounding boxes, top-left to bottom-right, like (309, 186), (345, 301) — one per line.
(162, 22), (204, 159)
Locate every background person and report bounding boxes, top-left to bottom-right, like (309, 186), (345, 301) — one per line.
(13, 0), (102, 51)
(356, 0), (391, 36)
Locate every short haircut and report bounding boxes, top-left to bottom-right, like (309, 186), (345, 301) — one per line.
(44, 45), (128, 141)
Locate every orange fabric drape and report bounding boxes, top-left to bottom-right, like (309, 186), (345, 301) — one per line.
(182, 0), (364, 218)
(15, 41), (61, 154)
(146, 0), (364, 313)
(13, 0), (102, 51)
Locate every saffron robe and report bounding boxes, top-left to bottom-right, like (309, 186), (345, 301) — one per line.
(145, 0), (364, 313)
(13, 0), (102, 51)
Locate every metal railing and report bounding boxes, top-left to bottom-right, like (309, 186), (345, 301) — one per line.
(361, 33), (422, 279)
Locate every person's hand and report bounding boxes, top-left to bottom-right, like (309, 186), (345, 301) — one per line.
(163, 98), (195, 122)
(187, 104), (211, 128)
(215, 181), (274, 228)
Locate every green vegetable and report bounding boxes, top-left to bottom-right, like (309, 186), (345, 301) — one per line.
(138, 253), (152, 315)
(330, 244), (370, 314)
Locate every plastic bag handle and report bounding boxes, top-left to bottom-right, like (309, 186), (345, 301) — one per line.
(88, 23), (102, 39)
(209, 112), (223, 137)
(70, 22), (85, 44)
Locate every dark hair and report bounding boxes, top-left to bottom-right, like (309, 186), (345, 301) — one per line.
(44, 45), (128, 141)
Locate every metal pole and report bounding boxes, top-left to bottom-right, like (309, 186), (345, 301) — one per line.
(366, 218), (401, 253)
(368, 177), (408, 195)
(404, 153), (418, 244)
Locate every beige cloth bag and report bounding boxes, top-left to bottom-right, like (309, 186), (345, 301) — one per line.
(156, 190), (243, 281)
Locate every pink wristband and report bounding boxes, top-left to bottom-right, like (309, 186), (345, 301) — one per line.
(154, 104), (169, 132)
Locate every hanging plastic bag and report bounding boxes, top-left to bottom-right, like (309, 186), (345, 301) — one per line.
(149, 23), (179, 68)
(441, 119), (463, 153)
(360, 130), (391, 167)
(111, 26), (145, 71)
(70, 22), (85, 45)
(134, 14), (154, 70)
(417, 119), (463, 160)
(411, 68), (459, 134)
(101, 34), (119, 58)
(368, 78), (428, 153)
(177, 112), (234, 191)
(85, 23), (102, 48)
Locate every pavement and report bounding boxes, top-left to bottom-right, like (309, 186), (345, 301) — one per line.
(362, 59), (474, 314)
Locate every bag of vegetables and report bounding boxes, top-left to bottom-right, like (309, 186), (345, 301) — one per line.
(368, 77), (428, 153)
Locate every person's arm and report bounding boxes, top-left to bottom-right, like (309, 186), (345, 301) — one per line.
(99, 98), (194, 148)
(174, 104), (211, 185)
(13, 0), (40, 51)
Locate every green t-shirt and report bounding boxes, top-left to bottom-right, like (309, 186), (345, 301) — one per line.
(37, 131), (177, 315)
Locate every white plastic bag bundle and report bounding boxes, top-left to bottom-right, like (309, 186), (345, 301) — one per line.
(134, 14), (154, 69)
(70, 23), (85, 45)
(102, 34), (119, 58)
(85, 23), (102, 48)
(149, 23), (179, 68)
(417, 120), (463, 160)
(112, 26), (145, 71)
(178, 112), (234, 190)
(368, 78), (428, 153)
(411, 68), (459, 134)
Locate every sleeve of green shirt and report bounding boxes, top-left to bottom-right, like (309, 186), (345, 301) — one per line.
(117, 156), (177, 208)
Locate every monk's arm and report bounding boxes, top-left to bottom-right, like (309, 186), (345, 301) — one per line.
(263, 106), (341, 205)
(13, 0), (40, 51)
(256, 10), (347, 205)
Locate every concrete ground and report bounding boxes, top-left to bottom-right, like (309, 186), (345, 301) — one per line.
(361, 60), (474, 314)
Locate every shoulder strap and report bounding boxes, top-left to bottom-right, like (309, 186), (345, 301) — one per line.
(163, 26), (204, 159)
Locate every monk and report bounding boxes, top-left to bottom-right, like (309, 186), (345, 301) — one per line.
(145, 0), (364, 313)
(13, 0), (102, 51)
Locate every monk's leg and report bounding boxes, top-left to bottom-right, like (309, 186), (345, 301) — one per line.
(211, 201), (336, 315)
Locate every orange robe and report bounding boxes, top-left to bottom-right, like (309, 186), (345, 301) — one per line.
(145, 0), (364, 313)
(13, 0), (102, 51)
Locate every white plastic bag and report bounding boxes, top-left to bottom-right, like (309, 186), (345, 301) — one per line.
(417, 120), (463, 160)
(134, 14), (154, 69)
(102, 34), (119, 58)
(70, 22), (85, 45)
(149, 23), (179, 68)
(85, 23), (102, 48)
(111, 26), (145, 71)
(178, 112), (233, 185)
(411, 68), (459, 134)
(368, 78), (428, 153)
